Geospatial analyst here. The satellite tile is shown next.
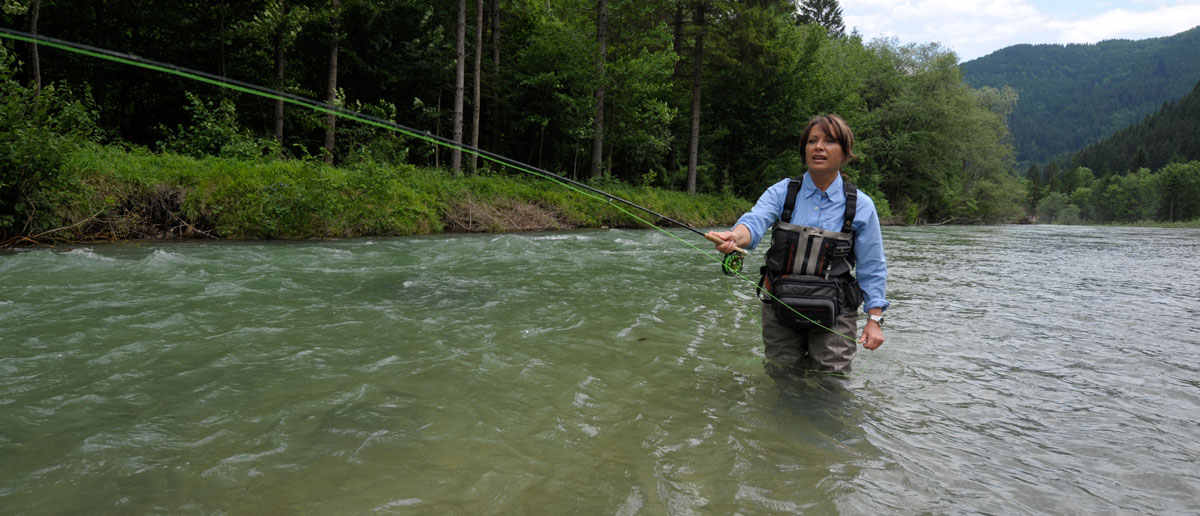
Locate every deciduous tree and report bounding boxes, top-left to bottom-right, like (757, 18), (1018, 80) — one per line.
(323, 0), (342, 165)
(686, 0), (704, 195)
(589, 0), (608, 180)
(451, 0), (466, 173)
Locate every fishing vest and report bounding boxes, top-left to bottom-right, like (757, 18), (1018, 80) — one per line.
(758, 179), (861, 329)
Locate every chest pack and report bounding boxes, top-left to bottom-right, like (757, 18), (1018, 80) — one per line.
(758, 179), (862, 330)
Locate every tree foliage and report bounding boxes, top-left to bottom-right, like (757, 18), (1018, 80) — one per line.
(0, 0), (1064, 226)
(1073, 79), (1200, 175)
(795, 0), (843, 38)
(1018, 77), (1200, 225)
(962, 26), (1200, 166)
(1024, 159), (1200, 225)
(0, 43), (99, 238)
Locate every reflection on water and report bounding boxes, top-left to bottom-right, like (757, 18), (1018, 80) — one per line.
(2, 225), (1199, 514)
(768, 374), (881, 511)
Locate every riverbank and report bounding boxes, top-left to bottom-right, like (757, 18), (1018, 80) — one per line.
(9, 145), (1196, 249)
(3, 144), (752, 247)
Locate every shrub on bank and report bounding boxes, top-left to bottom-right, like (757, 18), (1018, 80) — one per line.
(0, 46), (101, 242)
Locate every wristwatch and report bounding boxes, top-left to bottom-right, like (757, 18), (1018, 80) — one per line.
(867, 314), (885, 327)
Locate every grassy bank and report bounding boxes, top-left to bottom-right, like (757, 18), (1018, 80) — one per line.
(25, 144), (751, 243)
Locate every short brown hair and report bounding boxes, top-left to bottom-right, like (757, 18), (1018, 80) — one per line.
(800, 114), (856, 164)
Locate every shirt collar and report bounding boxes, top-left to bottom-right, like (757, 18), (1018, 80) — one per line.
(801, 172), (844, 199)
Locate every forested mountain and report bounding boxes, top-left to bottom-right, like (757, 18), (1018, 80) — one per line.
(1072, 79), (1200, 175)
(961, 26), (1200, 165)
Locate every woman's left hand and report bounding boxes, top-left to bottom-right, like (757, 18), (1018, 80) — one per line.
(859, 322), (885, 350)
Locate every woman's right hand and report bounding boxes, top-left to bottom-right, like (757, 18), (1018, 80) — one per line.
(708, 231), (737, 254)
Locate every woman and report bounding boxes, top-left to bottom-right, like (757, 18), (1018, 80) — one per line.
(708, 114), (887, 375)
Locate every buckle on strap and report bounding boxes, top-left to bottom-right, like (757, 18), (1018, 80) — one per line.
(831, 240), (852, 258)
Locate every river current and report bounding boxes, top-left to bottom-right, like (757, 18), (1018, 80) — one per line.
(2, 225), (1198, 514)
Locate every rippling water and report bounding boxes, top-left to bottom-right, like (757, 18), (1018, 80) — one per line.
(2, 225), (1198, 514)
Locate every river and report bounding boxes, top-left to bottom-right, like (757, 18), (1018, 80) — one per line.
(2, 225), (1198, 514)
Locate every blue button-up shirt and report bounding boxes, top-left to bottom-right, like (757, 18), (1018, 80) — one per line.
(734, 173), (889, 313)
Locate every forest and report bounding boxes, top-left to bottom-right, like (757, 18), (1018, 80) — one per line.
(1072, 80), (1200, 177)
(1023, 79), (1200, 225)
(1, 1), (1197, 243)
(961, 25), (1200, 226)
(961, 26), (1200, 167)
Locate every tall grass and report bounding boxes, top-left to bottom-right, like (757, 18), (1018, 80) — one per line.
(50, 144), (751, 242)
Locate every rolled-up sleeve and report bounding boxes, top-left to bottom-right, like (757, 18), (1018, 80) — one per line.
(852, 195), (889, 313)
(733, 179), (791, 250)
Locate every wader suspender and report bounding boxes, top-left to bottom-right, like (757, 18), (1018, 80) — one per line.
(780, 179), (858, 237)
(842, 183), (858, 234)
(840, 182), (858, 268)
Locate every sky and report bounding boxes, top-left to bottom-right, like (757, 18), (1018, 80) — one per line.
(842, 0), (1200, 62)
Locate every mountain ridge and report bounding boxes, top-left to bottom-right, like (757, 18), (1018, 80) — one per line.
(1071, 79), (1200, 175)
(961, 26), (1200, 166)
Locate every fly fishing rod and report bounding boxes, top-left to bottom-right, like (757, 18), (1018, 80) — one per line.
(0, 27), (747, 274)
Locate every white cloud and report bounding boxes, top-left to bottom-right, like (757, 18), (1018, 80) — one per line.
(842, 0), (1200, 61)
(1049, 4), (1200, 43)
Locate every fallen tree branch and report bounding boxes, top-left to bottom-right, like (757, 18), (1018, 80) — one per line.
(29, 209), (106, 240)
(168, 210), (218, 239)
(0, 235), (55, 248)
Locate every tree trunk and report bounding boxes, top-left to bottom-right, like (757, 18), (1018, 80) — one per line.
(217, 4), (226, 77)
(687, 1), (705, 195)
(490, 0), (501, 158)
(667, 1), (685, 172)
(492, 0), (500, 71)
(274, 0), (288, 145)
(471, 0), (484, 173)
(672, 2), (685, 79)
(323, 0), (341, 166)
(30, 0), (41, 98)
(452, 0), (467, 174)
(589, 0), (608, 180)
(90, 1), (106, 116)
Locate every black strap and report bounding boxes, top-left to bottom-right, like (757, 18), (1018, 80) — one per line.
(842, 182), (857, 233)
(780, 179), (802, 223)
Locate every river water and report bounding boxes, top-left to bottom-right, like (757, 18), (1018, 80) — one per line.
(2, 225), (1198, 514)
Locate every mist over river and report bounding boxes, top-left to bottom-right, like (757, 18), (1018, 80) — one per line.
(2, 225), (1198, 514)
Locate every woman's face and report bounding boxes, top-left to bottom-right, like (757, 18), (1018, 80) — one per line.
(805, 125), (844, 176)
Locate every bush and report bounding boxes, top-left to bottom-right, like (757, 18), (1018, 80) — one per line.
(156, 92), (282, 160)
(0, 45), (100, 240)
(337, 99), (410, 167)
(1056, 204), (1081, 225)
(1035, 191), (1071, 223)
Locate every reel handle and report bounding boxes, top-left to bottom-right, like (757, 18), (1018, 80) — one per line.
(704, 232), (747, 255)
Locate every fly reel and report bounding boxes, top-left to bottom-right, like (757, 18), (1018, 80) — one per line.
(721, 252), (744, 275)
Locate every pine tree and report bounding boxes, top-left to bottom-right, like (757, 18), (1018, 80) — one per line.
(797, 0), (844, 38)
